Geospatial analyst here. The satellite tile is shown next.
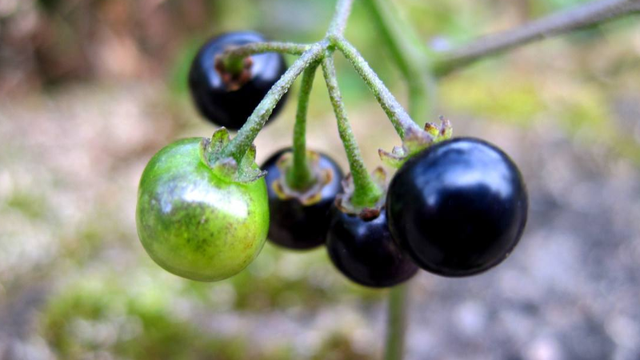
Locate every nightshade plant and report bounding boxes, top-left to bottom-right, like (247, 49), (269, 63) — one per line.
(136, 0), (640, 358)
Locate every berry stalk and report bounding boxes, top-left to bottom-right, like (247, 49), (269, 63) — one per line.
(219, 43), (327, 164)
(321, 52), (383, 209)
(334, 37), (423, 139)
(364, 2), (429, 359)
(220, 42), (310, 77)
(288, 62), (320, 190)
(222, 42), (310, 63)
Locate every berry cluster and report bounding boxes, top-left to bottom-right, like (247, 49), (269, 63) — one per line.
(136, 31), (528, 289)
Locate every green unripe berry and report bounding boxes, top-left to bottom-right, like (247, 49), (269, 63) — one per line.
(136, 138), (269, 282)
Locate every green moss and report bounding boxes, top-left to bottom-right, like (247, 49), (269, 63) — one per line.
(40, 276), (293, 360)
(40, 270), (377, 359)
(5, 191), (48, 220)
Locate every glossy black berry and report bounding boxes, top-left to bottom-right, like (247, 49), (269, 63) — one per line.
(326, 207), (419, 288)
(262, 149), (343, 250)
(188, 31), (288, 130)
(387, 137), (528, 277)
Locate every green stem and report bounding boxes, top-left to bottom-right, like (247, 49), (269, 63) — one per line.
(219, 43), (326, 163)
(223, 42), (310, 61)
(287, 62), (320, 190)
(327, 0), (356, 36)
(363, 0), (436, 123)
(221, 42), (309, 76)
(321, 52), (382, 209)
(384, 284), (409, 360)
(334, 38), (422, 139)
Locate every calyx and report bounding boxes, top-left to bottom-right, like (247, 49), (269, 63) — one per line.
(200, 128), (266, 183)
(215, 54), (254, 91)
(335, 167), (387, 220)
(272, 150), (334, 206)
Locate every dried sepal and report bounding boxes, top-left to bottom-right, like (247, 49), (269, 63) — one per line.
(437, 116), (453, 141)
(427, 116), (453, 144)
(379, 116), (454, 168)
(424, 122), (440, 138)
(271, 150), (332, 206)
(378, 146), (407, 168)
(335, 167), (387, 220)
(403, 126), (434, 156)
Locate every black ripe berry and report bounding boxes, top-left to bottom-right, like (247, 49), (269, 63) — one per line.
(387, 137), (528, 277)
(326, 208), (418, 288)
(262, 149), (343, 250)
(188, 31), (288, 130)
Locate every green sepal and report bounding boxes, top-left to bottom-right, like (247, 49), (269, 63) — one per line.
(236, 144), (267, 183)
(200, 128), (266, 183)
(199, 137), (213, 165)
(210, 127), (231, 152)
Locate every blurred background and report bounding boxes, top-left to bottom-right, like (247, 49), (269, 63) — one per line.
(1, 0), (640, 359)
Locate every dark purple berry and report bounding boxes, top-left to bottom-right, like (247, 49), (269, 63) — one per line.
(188, 31), (288, 130)
(326, 207), (418, 288)
(262, 149), (343, 250)
(387, 137), (528, 277)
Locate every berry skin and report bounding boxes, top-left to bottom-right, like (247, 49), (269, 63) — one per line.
(386, 137), (528, 277)
(262, 148), (343, 250)
(326, 207), (419, 288)
(136, 138), (269, 282)
(188, 31), (288, 130)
